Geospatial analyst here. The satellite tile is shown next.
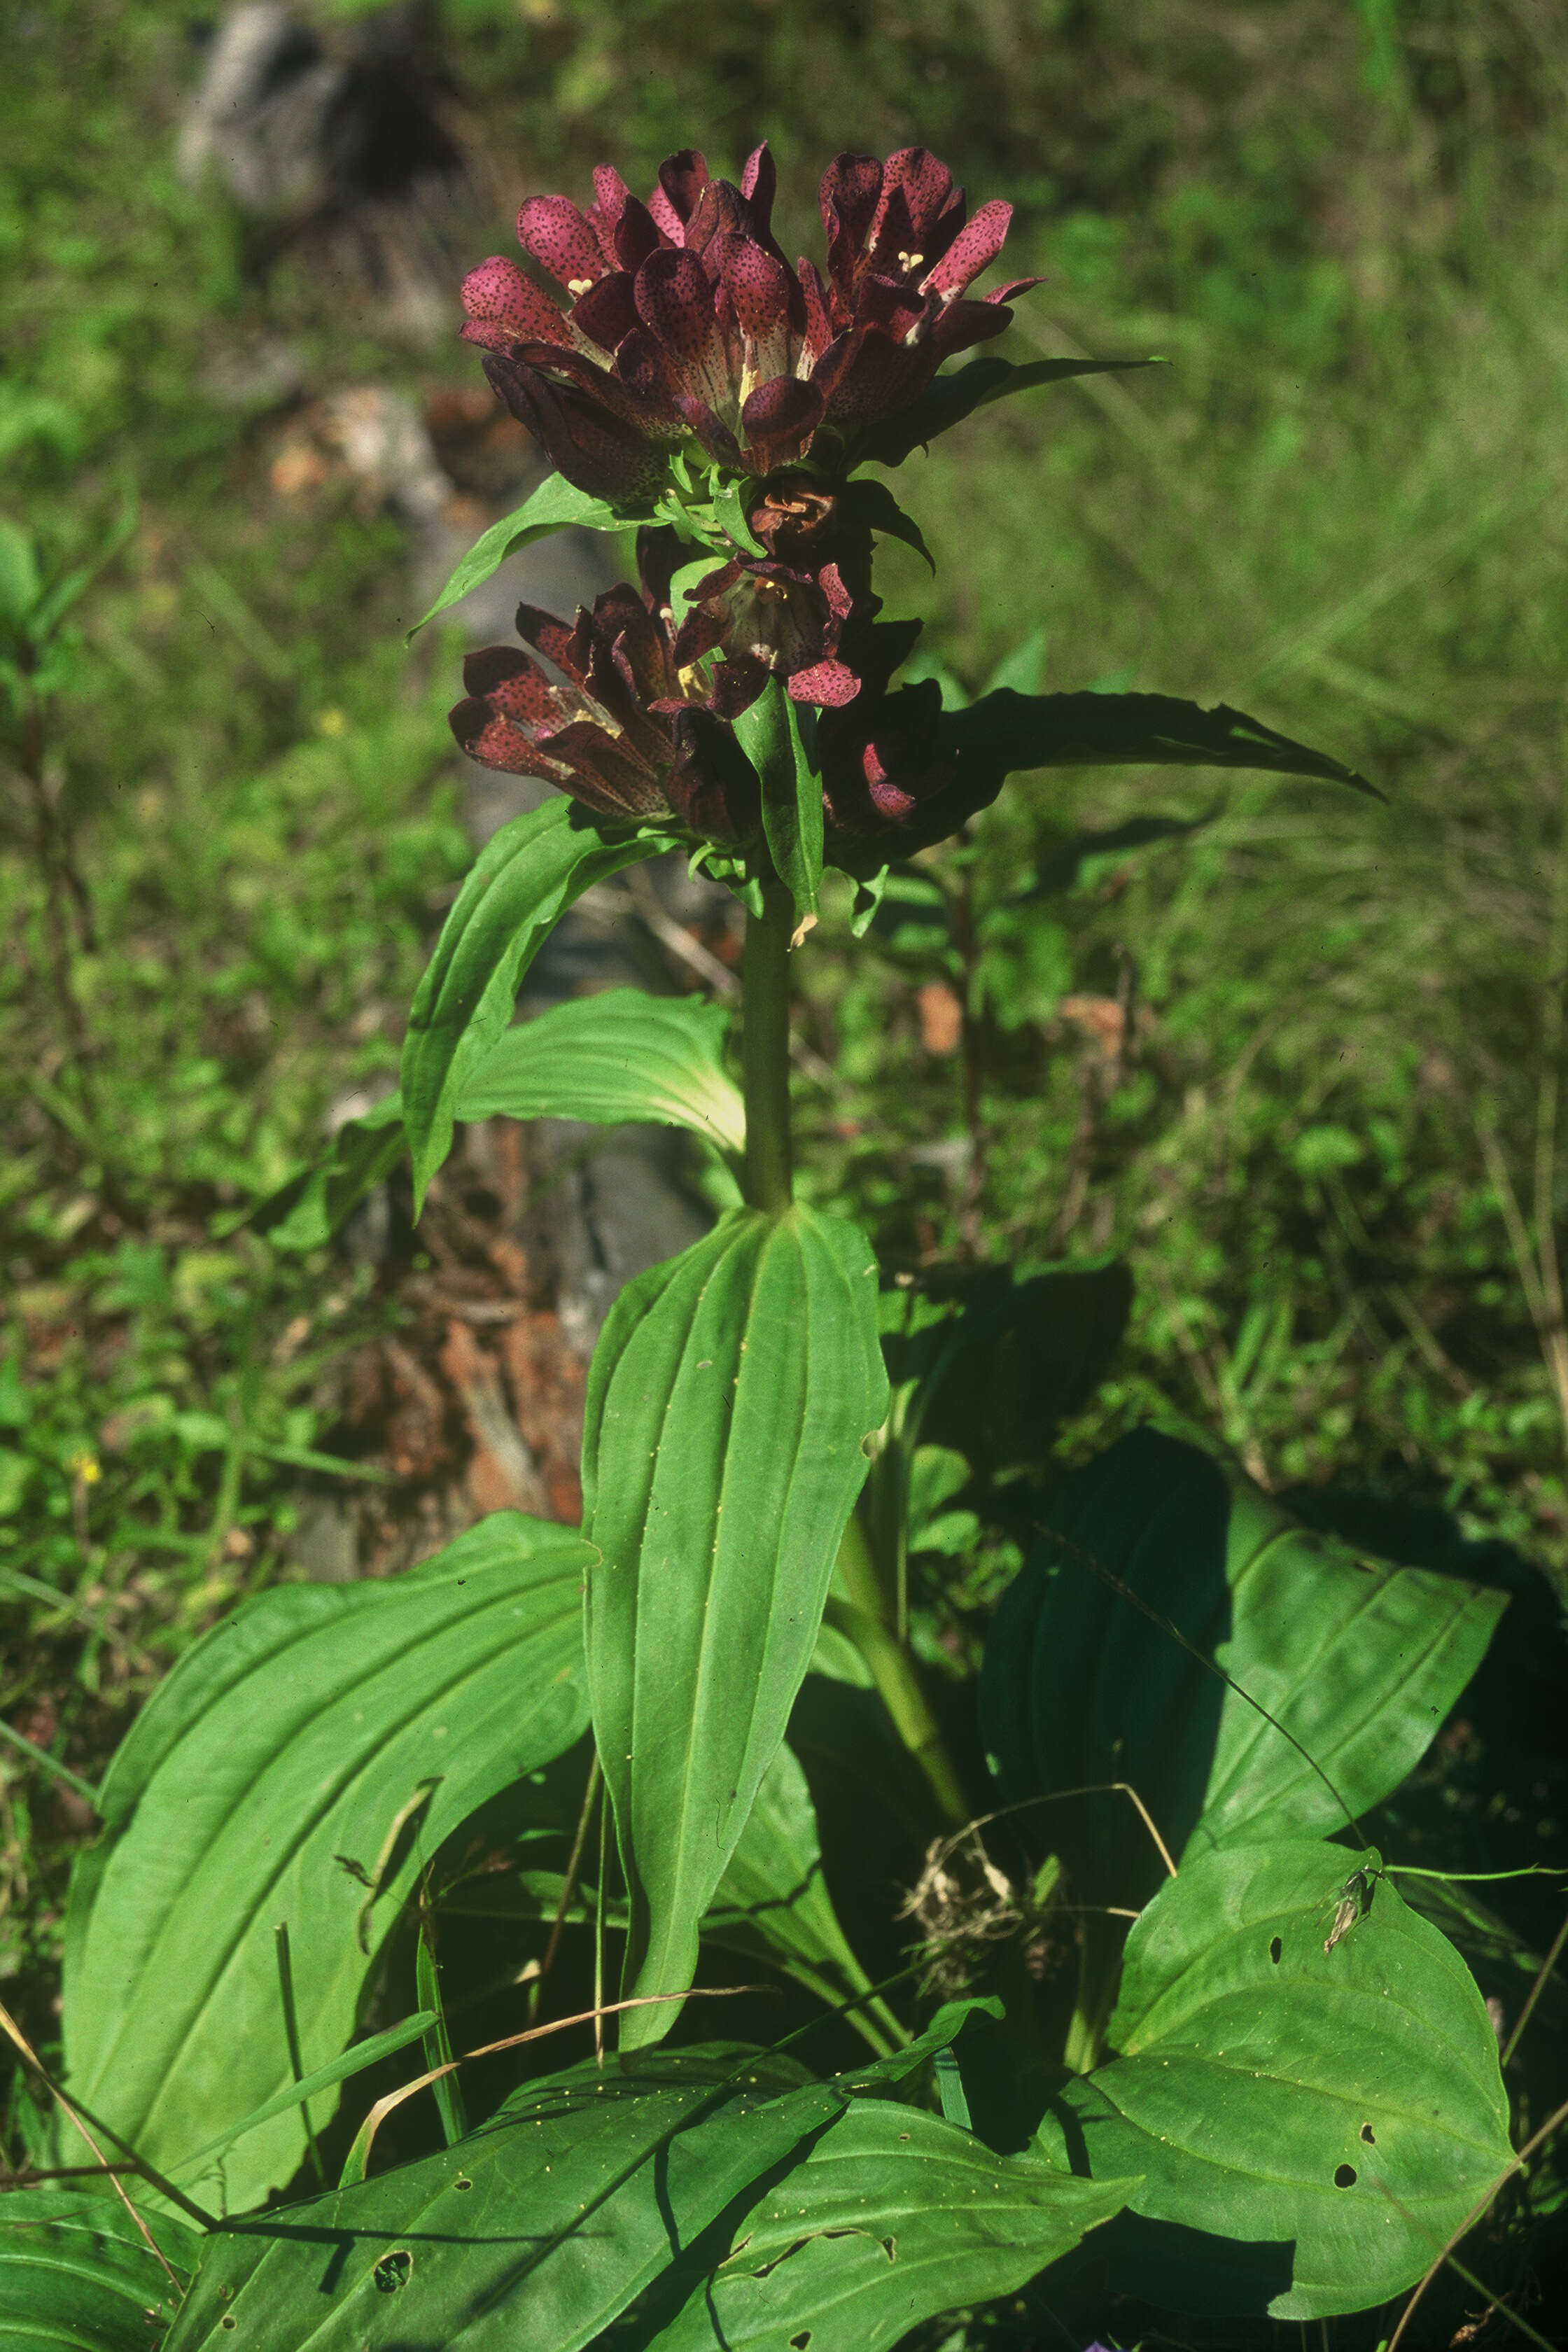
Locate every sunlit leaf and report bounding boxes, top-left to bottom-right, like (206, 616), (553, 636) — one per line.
(409, 473), (629, 636)
(980, 1427), (1507, 1906)
(1039, 1840), (1516, 2318)
(583, 1206), (888, 2045)
(401, 799), (676, 1208)
(0, 2192), (200, 2349)
(63, 1514), (591, 2215)
(648, 2101), (1133, 2352)
(855, 354), (1163, 470)
(456, 988), (743, 1157)
(732, 678), (823, 923)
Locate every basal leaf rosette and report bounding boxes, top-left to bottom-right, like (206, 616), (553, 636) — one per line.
(459, 143), (1040, 498)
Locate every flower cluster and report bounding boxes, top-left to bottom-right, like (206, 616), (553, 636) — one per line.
(452, 141), (1037, 867)
(460, 144), (1037, 498)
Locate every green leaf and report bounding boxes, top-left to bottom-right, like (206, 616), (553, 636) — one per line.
(582, 1205), (888, 2045)
(980, 1429), (1508, 1908)
(646, 2101), (1133, 2352)
(834, 1996), (1003, 2094)
(732, 678), (823, 923)
(980, 629), (1047, 696)
(401, 799), (676, 1209)
(839, 477), (934, 571)
(0, 2192), (200, 2348)
(63, 1513), (592, 2214)
(171, 2012), (439, 2180)
(945, 686), (1380, 799)
(713, 478), (766, 556)
(855, 354), (1163, 469)
(1040, 1839), (1516, 2318)
(0, 519), (41, 634)
(409, 473), (630, 636)
(704, 1741), (903, 2055)
(249, 1092), (405, 1252)
(162, 2062), (850, 2351)
(456, 988), (745, 1157)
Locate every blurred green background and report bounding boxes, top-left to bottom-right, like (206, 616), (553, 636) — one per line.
(3, 0), (1566, 2041)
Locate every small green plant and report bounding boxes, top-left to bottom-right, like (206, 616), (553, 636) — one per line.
(1, 136), (1558, 2352)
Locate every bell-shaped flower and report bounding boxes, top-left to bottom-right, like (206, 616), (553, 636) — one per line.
(449, 584), (760, 846)
(458, 143), (1037, 497)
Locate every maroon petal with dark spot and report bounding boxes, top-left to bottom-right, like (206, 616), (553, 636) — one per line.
(586, 164), (633, 265)
(449, 698), (575, 783)
(819, 153), (883, 309)
(461, 645), (563, 727)
(923, 199), (1013, 297)
(612, 194), (664, 275)
(636, 249), (727, 406)
(740, 374), (825, 474)
(482, 353), (673, 502)
(534, 721), (669, 820)
(926, 295), (1016, 362)
(516, 195), (610, 293)
(741, 143), (776, 227)
(670, 391), (743, 470)
(869, 148), (958, 267)
(654, 150), (709, 241)
(512, 603), (580, 673)
(787, 657), (859, 707)
(715, 236), (794, 341)
(459, 257), (570, 352)
(797, 259), (834, 359)
(568, 271), (640, 356)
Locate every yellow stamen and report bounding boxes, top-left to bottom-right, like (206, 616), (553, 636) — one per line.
(566, 276), (594, 297)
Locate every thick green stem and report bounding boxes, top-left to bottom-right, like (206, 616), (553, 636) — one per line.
(828, 1514), (970, 1830)
(741, 872), (795, 1213)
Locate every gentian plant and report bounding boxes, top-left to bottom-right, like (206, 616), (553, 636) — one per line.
(4, 146), (1550, 2352)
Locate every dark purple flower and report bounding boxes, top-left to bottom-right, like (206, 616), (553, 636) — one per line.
(449, 584), (760, 846)
(458, 144), (1037, 498)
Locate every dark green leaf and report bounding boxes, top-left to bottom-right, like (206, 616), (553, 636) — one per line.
(1040, 1840), (1515, 2318)
(582, 1206), (888, 2044)
(981, 1429), (1508, 1908)
(944, 687), (1380, 799)
(839, 477), (934, 571)
(401, 800), (676, 1208)
(162, 2064), (849, 2351)
(0, 2192), (199, 2349)
(63, 1514), (592, 2213)
(456, 988), (744, 1156)
(647, 2101), (1133, 2352)
(410, 474), (630, 636)
(732, 678), (823, 923)
(834, 1996), (1002, 2094)
(703, 1741), (903, 2054)
(854, 355), (1163, 470)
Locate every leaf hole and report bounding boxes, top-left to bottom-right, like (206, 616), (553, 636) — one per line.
(219, 2321), (237, 2334)
(453, 2176), (474, 2192)
(1359, 2123), (1376, 2145)
(373, 2249), (414, 2293)
(881, 2236), (897, 2263)
(1268, 1936), (1282, 1964)
(1334, 2164), (1357, 2189)
(790, 2336), (811, 2349)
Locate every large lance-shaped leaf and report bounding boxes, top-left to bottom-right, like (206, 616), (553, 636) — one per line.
(853, 354), (1162, 470)
(980, 1428), (1507, 1906)
(648, 2100), (1133, 2352)
(63, 1513), (592, 2216)
(410, 471), (634, 635)
(163, 2059), (850, 2351)
(582, 1205), (888, 2046)
(401, 799), (677, 1207)
(830, 689), (1377, 876)
(1037, 1840), (1516, 2318)
(0, 2192), (201, 2349)
(456, 988), (744, 1156)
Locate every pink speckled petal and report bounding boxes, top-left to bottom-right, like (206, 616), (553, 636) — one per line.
(683, 178), (749, 262)
(516, 195), (609, 292)
(923, 199), (1014, 297)
(741, 142), (776, 223)
(449, 699), (573, 781)
(819, 154), (882, 259)
(984, 274), (1045, 305)
(656, 150), (709, 237)
(512, 603), (581, 674)
(482, 354), (674, 500)
(797, 258), (834, 358)
(460, 256), (568, 348)
(787, 658), (860, 708)
(536, 721), (668, 820)
(461, 645), (559, 724)
(869, 148), (956, 261)
(715, 236), (794, 340)
(739, 373), (824, 471)
(636, 249), (730, 409)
